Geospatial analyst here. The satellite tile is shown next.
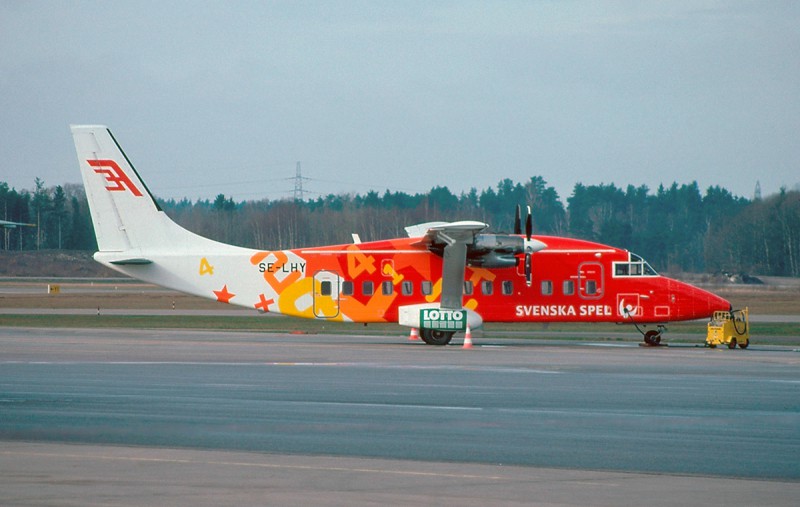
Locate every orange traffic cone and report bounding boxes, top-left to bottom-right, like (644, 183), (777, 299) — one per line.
(409, 327), (420, 341)
(463, 325), (473, 349)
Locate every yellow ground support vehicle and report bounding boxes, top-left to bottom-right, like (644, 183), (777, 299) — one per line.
(706, 308), (749, 349)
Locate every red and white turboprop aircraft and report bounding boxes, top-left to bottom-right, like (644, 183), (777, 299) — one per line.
(71, 125), (732, 345)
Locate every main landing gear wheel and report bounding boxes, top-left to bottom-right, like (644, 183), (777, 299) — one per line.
(643, 329), (662, 346)
(420, 329), (454, 346)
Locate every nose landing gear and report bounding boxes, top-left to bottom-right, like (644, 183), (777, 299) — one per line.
(640, 325), (667, 347)
(643, 328), (663, 346)
(622, 306), (667, 347)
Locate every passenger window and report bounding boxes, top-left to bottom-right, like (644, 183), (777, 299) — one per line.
(320, 281), (332, 296)
(563, 280), (574, 296)
(586, 280), (597, 295)
(362, 281), (374, 296)
(382, 281), (393, 295)
(341, 281), (354, 296)
(422, 280), (433, 296)
(502, 280), (514, 295)
(482, 281), (493, 295)
(401, 281), (413, 296)
(541, 280), (553, 296)
(464, 281), (473, 295)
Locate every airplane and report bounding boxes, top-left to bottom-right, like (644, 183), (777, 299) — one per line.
(1, 219), (35, 250)
(70, 125), (732, 346)
(0, 219), (36, 228)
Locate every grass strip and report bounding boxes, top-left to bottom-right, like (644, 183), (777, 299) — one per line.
(1, 314), (797, 345)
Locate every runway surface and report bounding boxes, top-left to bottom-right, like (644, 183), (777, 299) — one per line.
(1, 327), (799, 505)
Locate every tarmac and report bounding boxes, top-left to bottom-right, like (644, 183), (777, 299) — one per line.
(1, 326), (798, 506)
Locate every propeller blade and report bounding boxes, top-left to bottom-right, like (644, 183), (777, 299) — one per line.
(525, 205), (532, 240)
(525, 205), (533, 286)
(514, 205), (521, 235)
(524, 252), (532, 287)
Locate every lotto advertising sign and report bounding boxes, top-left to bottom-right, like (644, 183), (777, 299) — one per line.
(421, 308), (466, 331)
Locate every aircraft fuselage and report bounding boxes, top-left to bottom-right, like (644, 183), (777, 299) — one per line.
(104, 234), (728, 326)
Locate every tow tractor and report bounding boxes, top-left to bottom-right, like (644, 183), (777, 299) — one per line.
(706, 308), (749, 349)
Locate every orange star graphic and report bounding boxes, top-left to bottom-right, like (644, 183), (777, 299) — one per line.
(213, 284), (235, 304)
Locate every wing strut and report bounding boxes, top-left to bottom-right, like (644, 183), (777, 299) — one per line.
(441, 240), (468, 309)
(422, 221), (487, 310)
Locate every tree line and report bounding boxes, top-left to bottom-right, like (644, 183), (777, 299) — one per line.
(2, 176), (799, 277)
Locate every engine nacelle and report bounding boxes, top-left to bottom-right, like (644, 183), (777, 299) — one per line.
(467, 234), (523, 268)
(472, 234), (524, 252)
(467, 249), (518, 268)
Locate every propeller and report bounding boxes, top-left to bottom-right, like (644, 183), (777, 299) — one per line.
(525, 205), (532, 241)
(524, 247), (532, 286)
(511, 204), (546, 287)
(523, 205), (533, 287)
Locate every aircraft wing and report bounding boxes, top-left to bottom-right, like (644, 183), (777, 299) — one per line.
(404, 221), (448, 239)
(409, 220), (488, 309)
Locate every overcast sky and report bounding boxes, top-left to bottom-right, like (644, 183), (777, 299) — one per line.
(1, 1), (798, 205)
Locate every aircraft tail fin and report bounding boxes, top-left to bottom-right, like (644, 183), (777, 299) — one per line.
(70, 125), (218, 254)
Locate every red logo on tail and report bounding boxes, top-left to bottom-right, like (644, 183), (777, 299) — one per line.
(87, 159), (143, 197)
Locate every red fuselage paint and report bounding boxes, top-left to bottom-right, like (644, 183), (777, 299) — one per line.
(276, 234), (730, 324)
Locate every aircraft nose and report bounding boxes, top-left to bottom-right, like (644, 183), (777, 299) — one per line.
(670, 278), (731, 320)
(693, 286), (731, 318)
(707, 291), (732, 313)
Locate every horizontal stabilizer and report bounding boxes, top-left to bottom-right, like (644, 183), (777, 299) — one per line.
(109, 258), (154, 265)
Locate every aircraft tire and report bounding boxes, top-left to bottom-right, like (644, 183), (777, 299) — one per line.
(420, 329), (454, 346)
(643, 330), (661, 346)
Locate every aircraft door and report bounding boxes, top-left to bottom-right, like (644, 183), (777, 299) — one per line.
(312, 270), (340, 318)
(578, 262), (604, 299)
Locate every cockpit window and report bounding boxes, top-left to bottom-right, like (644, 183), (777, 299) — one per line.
(613, 253), (658, 277)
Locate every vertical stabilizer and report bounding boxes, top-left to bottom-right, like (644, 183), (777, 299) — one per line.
(71, 125), (226, 256)
(71, 125), (163, 252)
